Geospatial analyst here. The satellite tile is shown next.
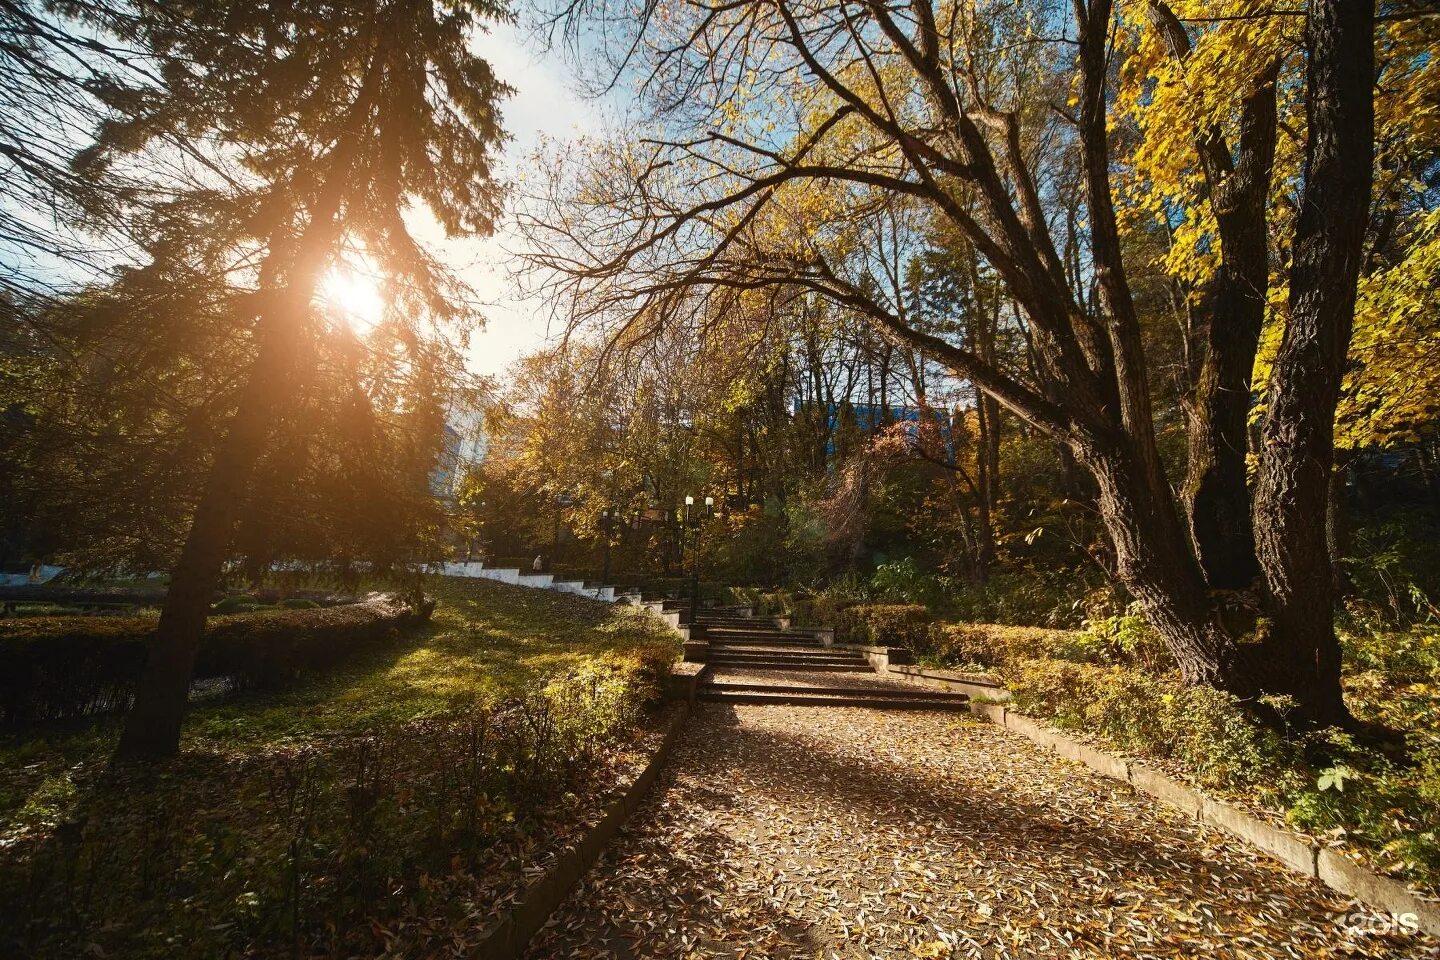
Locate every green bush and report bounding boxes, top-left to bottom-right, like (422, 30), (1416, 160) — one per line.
(925, 622), (1078, 670)
(211, 595), (259, 614)
(1006, 658), (1301, 795)
(943, 569), (1102, 628)
(0, 595), (434, 726)
(834, 603), (933, 649)
(276, 597), (320, 610)
(869, 557), (947, 606)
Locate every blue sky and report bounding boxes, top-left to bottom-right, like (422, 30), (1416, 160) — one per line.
(455, 20), (613, 379)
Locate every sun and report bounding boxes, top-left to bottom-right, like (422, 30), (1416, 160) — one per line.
(320, 266), (385, 333)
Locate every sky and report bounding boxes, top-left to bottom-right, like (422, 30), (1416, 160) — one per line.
(452, 20), (613, 380)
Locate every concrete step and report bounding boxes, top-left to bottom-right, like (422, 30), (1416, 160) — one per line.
(703, 637), (821, 648)
(705, 681), (970, 701)
(698, 687), (971, 710)
(707, 648), (863, 662)
(702, 629), (818, 642)
(705, 659), (873, 673)
(698, 618), (783, 629)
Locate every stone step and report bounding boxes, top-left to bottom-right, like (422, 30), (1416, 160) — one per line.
(694, 618), (783, 627)
(702, 628), (817, 641)
(707, 648), (862, 662)
(705, 659), (873, 673)
(704, 681), (970, 701)
(698, 688), (970, 710)
(703, 637), (821, 648)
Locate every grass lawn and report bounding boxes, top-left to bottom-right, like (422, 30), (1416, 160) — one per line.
(0, 575), (681, 958)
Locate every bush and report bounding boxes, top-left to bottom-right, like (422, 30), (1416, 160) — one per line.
(0, 594), (434, 727)
(925, 622), (1079, 670)
(1005, 658), (1300, 795)
(834, 603), (933, 649)
(211, 595), (259, 614)
(276, 597), (320, 610)
(869, 557), (946, 606)
(923, 613), (1171, 673)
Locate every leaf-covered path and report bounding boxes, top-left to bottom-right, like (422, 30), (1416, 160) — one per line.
(526, 703), (1427, 959)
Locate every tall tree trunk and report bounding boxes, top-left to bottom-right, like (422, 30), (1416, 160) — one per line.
(1177, 71), (1276, 587)
(1080, 434), (1246, 691)
(1251, 0), (1373, 728)
(1327, 452), (1351, 597)
(114, 287), (307, 759)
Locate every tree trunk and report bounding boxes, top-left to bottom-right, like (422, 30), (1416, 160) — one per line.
(1251, 0), (1373, 728)
(114, 291), (301, 759)
(112, 34), (392, 760)
(1079, 434), (1247, 692)
(1327, 453), (1351, 597)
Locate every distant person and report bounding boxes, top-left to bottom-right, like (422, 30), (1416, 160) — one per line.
(532, 555), (544, 573)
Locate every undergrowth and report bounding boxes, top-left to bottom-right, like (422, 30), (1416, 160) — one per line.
(0, 575), (679, 957)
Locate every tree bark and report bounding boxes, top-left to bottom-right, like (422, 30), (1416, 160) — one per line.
(1327, 453), (1351, 597)
(1251, 0), (1373, 728)
(1079, 433), (1247, 692)
(113, 291), (301, 759)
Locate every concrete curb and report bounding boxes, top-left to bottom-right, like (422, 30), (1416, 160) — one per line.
(472, 703), (691, 959)
(956, 697), (1440, 936)
(884, 663), (1013, 703)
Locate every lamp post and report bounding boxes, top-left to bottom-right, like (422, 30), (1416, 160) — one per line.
(683, 495), (714, 634)
(600, 508), (614, 583)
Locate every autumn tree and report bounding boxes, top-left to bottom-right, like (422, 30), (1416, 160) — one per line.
(526, 0), (1388, 726)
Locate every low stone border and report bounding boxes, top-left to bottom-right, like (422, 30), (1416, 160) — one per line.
(959, 697), (1440, 937)
(882, 662), (1013, 702)
(472, 702), (691, 958)
(667, 662), (709, 703)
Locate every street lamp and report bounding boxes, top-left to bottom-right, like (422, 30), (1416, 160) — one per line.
(682, 495), (714, 634)
(600, 508), (614, 583)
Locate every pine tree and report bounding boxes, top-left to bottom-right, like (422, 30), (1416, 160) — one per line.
(68, 0), (512, 759)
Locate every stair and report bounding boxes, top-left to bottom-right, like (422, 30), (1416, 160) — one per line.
(699, 681), (972, 711)
(693, 610), (966, 712)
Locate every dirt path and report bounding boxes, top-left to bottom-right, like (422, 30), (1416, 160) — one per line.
(525, 703), (1427, 959)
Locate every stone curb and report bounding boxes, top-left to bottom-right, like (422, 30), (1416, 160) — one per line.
(471, 703), (691, 958)
(957, 698), (1440, 937)
(875, 661), (1013, 702)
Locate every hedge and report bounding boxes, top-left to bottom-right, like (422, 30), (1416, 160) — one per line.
(834, 603), (934, 649)
(0, 593), (433, 727)
(925, 622), (1081, 670)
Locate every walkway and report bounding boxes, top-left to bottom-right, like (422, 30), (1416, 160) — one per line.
(525, 702), (1424, 959)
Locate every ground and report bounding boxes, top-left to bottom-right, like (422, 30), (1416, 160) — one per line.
(525, 701), (1430, 959)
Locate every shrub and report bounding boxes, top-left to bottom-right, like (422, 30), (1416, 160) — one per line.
(0, 594), (434, 727)
(834, 603), (933, 649)
(211, 595), (259, 614)
(943, 569), (1101, 628)
(925, 622), (1078, 670)
(1005, 658), (1299, 795)
(276, 598), (320, 610)
(869, 557), (946, 606)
